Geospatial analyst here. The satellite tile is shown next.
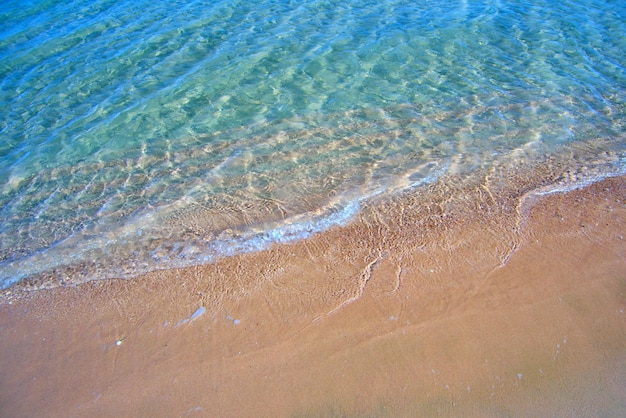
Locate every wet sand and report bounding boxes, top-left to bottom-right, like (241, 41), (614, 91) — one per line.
(1, 170), (625, 417)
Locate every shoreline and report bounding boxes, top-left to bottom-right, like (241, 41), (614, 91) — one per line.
(2, 132), (624, 293)
(1, 170), (625, 416)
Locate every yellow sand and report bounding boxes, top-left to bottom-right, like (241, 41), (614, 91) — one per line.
(1, 172), (625, 417)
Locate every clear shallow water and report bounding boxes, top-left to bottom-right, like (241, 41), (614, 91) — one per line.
(1, 0), (625, 288)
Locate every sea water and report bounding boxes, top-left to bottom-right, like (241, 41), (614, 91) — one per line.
(1, 0), (625, 288)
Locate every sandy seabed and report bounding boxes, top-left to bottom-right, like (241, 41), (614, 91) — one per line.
(1, 166), (625, 417)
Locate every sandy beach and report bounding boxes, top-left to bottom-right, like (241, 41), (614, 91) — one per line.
(2, 0), (625, 416)
(1, 168), (625, 417)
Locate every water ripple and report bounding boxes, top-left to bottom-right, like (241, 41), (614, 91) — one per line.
(1, 0), (625, 287)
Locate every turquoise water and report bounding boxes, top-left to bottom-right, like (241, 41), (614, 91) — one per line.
(1, 0), (625, 288)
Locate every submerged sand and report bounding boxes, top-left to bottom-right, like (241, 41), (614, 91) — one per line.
(1, 166), (625, 416)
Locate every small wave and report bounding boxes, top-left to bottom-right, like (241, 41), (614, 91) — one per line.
(2, 0), (625, 290)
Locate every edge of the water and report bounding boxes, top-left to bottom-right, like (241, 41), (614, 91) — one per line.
(2, 134), (625, 299)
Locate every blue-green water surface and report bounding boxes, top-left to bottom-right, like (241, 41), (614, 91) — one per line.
(1, 0), (625, 288)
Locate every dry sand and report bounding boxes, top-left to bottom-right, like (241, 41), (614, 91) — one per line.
(1, 169), (625, 417)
